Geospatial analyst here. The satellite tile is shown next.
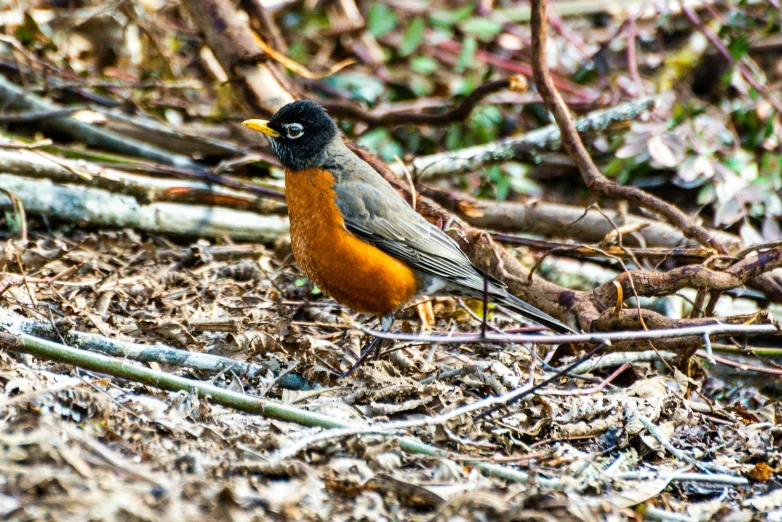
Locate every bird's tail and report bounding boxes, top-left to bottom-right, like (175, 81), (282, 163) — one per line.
(492, 291), (576, 334)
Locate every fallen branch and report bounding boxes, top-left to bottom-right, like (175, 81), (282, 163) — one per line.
(611, 470), (747, 486)
(182, 0), (295, 114)
(96, 107), (247, 160)
(420, 183), (739, 249)
(321, 77), (523, 127)
(0, 147), (285, 213)
(0, 328), (550, 486)
(567, 350), (677, 375)
(0, 307), (278, 381)
(641, 505), (697, 522)
(390, 97), (654, 180)
(0, 74), (203, 170)
(0, 174), (288, 241)
(638, 415), (731, 474)
(361, 322), (779, 348)
(593, 247), (782, 310)
(527, 0), (782, 305)
(493, 234), (713, 261)
(698, 351), (782, 376)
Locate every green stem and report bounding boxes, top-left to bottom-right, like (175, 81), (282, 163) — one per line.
(711, 344), (782, 357)
(0, 330), (542, 485)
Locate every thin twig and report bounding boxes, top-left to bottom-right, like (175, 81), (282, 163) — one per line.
(0, 328), (554, 486)
(359, 322), (779, 346)
(698, 351), (782, 376)
(610, 470), (746, 486)
(537, 362), (629, 396)
(491, 233), (712, 261)
(0, 308), (279, 381)
(528, 0), (782, 304)
(394, 155), (416, 211)
(638, 415), (731, 474)
(678, 0), (782, 116)
(735, 239), (782, 259)
(322, 78), (516, 126)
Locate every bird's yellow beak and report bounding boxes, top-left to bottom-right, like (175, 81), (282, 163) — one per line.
(242, 119), (281, 138)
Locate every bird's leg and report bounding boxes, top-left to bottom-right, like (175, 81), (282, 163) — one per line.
(340, 315), (394, 378)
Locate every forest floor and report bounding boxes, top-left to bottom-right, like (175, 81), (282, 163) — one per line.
(0, 0), (781, 520)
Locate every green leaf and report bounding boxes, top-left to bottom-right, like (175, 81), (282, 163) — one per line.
(368, 4), (397, 37)
(356, 128), (403, 161)
(468, 105), (502, 143)
(508, 175), (541, 196)
(287, 42), (308, 63)
(603, 158), (625, 178)
(430, 5), (475, 28)
(455, 35), (477, 72)
(487, 165), (509, 200)
(322, 73), (385, 103)
(411, 56), (439, 75)
(460, 17), (503, 41)
(571, 60), (597, 84)
(451, 75), (476, 97)
(15, 12), (49, 47)
(504, 163), (541, 196)
(409, 74), (435, 96)
(399, 17), (426, 56)
(445, 125), (463, 150)
(697, 184), (716, 206)
(727, 35), (750, 61)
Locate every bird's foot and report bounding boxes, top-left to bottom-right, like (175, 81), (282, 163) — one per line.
(338, 336), (383, 379)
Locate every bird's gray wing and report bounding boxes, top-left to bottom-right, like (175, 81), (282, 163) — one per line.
(333, 180), (497, 293)
(333, 178), (576, 334)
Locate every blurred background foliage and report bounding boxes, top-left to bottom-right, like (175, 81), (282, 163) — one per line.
(0, 0), (779, 242)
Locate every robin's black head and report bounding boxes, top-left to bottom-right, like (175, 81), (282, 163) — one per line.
(242, 100), (339, 171)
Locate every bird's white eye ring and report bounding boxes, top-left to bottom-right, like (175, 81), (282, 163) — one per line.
(286, 123), (304, 139)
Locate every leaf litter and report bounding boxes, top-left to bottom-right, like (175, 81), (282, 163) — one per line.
(0, 226), (779, 521)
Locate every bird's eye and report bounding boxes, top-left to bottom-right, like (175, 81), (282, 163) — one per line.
(286, 123), (304, 139)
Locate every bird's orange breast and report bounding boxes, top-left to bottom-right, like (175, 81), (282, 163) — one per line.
(285, 168), (419, 316)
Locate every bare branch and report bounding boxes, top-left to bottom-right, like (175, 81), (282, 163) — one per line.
(527, 0), (782, 303)
(390, 98), (654, 180)
(321, 78), (519, 127)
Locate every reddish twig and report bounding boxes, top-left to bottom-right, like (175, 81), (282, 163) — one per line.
(538, 362), (631, 396)
(679, 0), (782, 116)
(435, 39), (600, 102)
(626, 17), (644, 95)
(528, 0), (782, 304)
(321, 78), (518, 126)
(491, 232), (712, 261)
(530, 0), (718, 251)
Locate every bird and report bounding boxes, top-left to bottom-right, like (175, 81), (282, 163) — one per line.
(243, 100), (575, 376)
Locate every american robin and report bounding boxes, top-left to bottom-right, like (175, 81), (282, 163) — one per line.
(243, 100), (575, 375)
